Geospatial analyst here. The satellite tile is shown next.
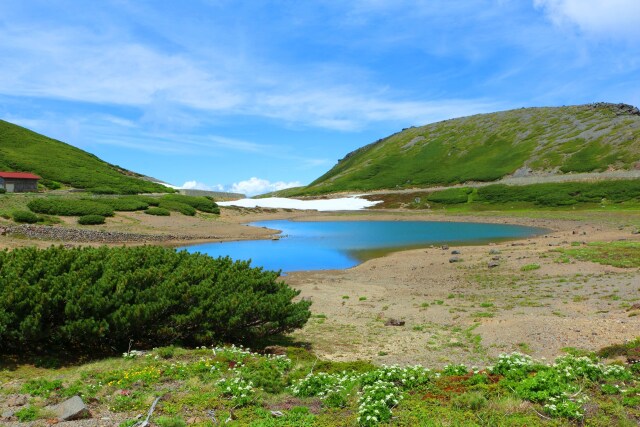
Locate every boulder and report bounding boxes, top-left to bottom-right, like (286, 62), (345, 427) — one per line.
(449, 256), (461, 263)
(489, 248), (501, 255)
(441, 244), (449, 250)
(52, 396), (90, 421)
(384, 318), (405, 327)
(451, 250), (461, 255)
(488, 261), (500, 268)
(6, 395), (28, 407)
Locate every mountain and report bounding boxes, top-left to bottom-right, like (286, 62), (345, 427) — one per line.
(0, 119), (171, 194)
(289, 103), (640, 195)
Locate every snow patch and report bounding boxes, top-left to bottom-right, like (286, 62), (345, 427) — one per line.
(218, 196), (381, 211)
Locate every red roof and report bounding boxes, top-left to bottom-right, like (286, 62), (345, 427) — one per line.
(0, 172), (41, 180)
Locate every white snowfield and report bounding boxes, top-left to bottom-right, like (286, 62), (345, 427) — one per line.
(218, 196), (381, 211)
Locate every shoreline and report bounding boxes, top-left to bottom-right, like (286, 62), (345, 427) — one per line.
(1, 207), (639, 366)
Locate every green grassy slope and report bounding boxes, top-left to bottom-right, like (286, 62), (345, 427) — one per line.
(0, 119), (171, 194)
(293, 103), (640, 195)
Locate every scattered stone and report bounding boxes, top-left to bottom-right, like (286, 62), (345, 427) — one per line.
(5, 224), (217, 243)
(271, 411), (284, 417)
(6, 395), (28, 407)
(449, 256), (461, 263)
(488, 261), (500, 268)
(451, 250), (461, 255)
(263, 345), (288, 356)
(491, 256), (501, 261)
(489, 249), (501, 255)
(627, 303), (640, 311)
(632, 229), (640, 235)
(384, 318), (405, 327)
(2, 410), (14, 419)
(441, 244), (449, 250)
(52, 396), (90, 421)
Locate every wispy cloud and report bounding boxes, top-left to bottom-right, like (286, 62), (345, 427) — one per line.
(534, 0), (640, 39)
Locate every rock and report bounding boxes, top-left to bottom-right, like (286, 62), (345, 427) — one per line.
(632, 229), (640, 235)
(441, 244), (449, 250)
(271, 411), (284, 417)
(449, 256), (461, 263)
(491, 256), (501, 261)
(384, 318), (405, 327)
(451, 250), (461, 255)
(263, 345), (288, 356)
(488, 261), (500, 268)
(1, 410), (14, 419)
(489, 249), (501, 255)
(52, 396), (90, 421)
(6, 395), (28, 407)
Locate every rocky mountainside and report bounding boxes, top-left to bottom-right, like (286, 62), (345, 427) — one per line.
(292, 103), (640, 195)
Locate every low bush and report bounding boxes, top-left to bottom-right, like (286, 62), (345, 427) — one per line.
(476, 180), (640, 207)
(0, 246), (311, 355)
(78, 215), (106, 225)
(427, 188), (472, 204)
(95, 197), (149, 211)
(161, 194), (220, 214)
(12, 210), (39, 224)
(145, 207), (171, 216)
(0, 188), (6, 194)
(158, 201), (196, 216)
(28, 198), (114, 217)
(40, 179), (62, 190)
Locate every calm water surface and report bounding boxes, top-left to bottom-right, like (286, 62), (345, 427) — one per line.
(183, 220), (546, 272)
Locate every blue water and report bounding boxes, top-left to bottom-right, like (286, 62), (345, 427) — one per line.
(182, 220), (546, 272)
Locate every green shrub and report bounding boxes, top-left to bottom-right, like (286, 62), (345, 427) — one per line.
(161, 195), (220, 214)
(78, 215), (106, 225)
(0, 246), (311, 355)
(95, 197), (149, 211)
(158, 201), (196, 216)
(15, 406), (39, 422)
(427, 187), (472, 204)
(40, 179), (62, 190)
(28, 198), (114, 217)
(144, 207), (171, 216)
(154, 416), (187, 427)
(0, 188), (6, 194)
(12, 210), (39, 224)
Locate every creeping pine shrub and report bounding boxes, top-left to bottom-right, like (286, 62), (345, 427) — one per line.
(144, 207), (170, 216)
(161, 194), (220, 214)
(77, 215), (105, 225)
(12, 210), (39, 224)
(158, 200), (196, 216)
(0, 246), (311, 355)
(95, 197), (149, 211)
(27, 198), (115, 217)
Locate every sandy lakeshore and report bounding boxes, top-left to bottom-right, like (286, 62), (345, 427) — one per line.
(1, 206), (639, 367)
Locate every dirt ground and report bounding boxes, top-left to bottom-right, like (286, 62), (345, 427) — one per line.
(1, 206), (639, 367)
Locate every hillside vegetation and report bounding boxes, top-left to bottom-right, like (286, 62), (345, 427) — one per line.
(286, 103), (640, 195)
(0, 119), (172, 194)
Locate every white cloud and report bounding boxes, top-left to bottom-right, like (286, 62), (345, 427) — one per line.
(0, 22), (501, 133)
(181, 181), (221, 191)
(229, 177), (302, 196)
(534, 0), (640, 38)
(178, 178), (301, 197)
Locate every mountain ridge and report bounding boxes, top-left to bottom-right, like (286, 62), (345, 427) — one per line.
(283, 103), (640, 196)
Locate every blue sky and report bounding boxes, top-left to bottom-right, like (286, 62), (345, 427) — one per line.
(1, 1), (639, 195)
